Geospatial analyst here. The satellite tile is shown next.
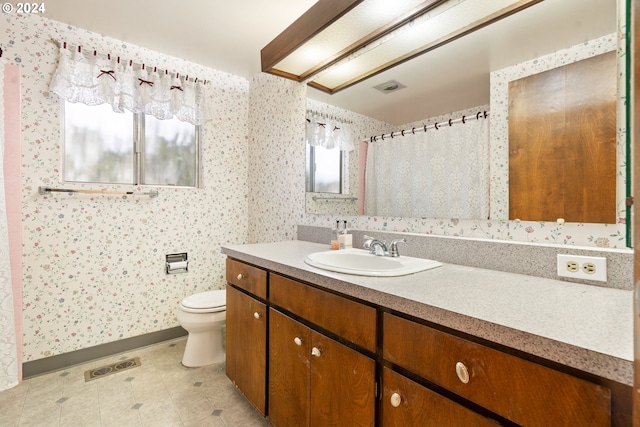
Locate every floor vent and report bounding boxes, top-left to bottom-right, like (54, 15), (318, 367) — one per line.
(84, 357), (141, 382)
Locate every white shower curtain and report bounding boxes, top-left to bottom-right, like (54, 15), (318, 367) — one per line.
(364, 118), (490, 219)
(0, 62), (18, 392)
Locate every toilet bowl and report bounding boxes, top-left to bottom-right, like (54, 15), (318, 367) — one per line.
(176, 289), (226, 367)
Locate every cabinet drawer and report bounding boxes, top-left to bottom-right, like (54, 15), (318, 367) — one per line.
(226, 258), (267, 299)
(381, 367), (497, 427)
(383, 312), (611, 427)
(270, 274), (376, 352)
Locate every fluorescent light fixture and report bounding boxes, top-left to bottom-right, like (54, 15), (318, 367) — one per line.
(261, 0), (543, 94)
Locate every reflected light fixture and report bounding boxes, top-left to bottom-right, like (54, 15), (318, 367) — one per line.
(261, 0), (543, 94)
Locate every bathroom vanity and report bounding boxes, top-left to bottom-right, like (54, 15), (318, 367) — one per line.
(222, 240), (632, 427)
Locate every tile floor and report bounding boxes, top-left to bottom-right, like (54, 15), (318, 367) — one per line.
(0, 337), (270, 427)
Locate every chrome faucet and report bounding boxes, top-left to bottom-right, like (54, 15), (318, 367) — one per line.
(363, 235), (407, 257)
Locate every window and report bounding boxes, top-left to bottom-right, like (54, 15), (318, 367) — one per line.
(306, 144), (344, 193)
(63, 101), (200, 187)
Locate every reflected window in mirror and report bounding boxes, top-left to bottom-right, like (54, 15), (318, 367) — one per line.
(306, 144), (344, 193)
(305, 109), (355, 194)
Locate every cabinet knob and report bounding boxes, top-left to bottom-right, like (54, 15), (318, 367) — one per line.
(455, 361), (470, 384)
(237, 273), (244, 280)
(294, 337), (303, 346)
(311, 347), (322, 358)
(390, 392), (402, 408)
(253, 312), (261, 319)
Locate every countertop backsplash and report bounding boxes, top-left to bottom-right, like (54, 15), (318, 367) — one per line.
(297, 225), (633, 290)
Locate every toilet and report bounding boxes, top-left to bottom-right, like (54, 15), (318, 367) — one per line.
(176, 289), (226, 367)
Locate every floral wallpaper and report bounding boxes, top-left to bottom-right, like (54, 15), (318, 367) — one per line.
(1, 14), (250, 362)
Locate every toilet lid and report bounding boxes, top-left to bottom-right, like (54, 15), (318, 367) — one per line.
(181, 290), (226, 310)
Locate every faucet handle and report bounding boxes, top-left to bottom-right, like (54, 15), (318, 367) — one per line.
(363, 235), (376, 250)
(389, 238), (407, 257)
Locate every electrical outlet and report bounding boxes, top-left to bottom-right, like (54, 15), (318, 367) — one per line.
(557, 254), (607, 282)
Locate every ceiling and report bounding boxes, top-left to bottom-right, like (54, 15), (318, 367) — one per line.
(42, 0), (318, 79)
(42, 0), (616, 125)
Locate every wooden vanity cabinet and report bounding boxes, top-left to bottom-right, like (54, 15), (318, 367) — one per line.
(383, 312), (611, 427)
(224, 256), (622, 427)
(225, 259), (268, 415)
(269, 274), (377, 427)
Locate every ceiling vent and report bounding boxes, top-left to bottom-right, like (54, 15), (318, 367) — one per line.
(373, 80), (407, 94)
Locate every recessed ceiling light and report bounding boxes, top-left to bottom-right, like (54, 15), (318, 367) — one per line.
(373, 80), (406, 94)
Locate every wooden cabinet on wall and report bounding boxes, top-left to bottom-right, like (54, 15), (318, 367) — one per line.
(225, 259), (268, 415)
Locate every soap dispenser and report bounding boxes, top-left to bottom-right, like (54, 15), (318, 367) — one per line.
(331, 220), (341, 250)
(338, 220), (352, 249)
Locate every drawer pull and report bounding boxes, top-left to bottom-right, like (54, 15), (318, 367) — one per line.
(455, 361), (470, 384)
(311, 347), (322, 358)
(253, 312), (261, 319)
(237, 273), (244, 280)
(294, 337), (303, 346)
(390, 392), (402, 408)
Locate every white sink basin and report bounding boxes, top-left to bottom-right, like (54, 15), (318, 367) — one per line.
(304, 248), (442, 277)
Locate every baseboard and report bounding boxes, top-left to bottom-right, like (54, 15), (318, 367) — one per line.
(22, 326), (187, 379)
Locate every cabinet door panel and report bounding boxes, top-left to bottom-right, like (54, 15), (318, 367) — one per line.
(310, 330), (375, 427)
(382, 367), (497, 427)
(225, 285), (267, 415)
(269, 309), (311, 427)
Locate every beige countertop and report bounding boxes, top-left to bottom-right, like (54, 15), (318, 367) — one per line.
(221, 240), (633, 385)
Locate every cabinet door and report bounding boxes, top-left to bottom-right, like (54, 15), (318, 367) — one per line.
(269, 309), (311, 427)
(225, 285), (267, 415)
(381, 367), (497, 427)
(310, 330), (375, 427)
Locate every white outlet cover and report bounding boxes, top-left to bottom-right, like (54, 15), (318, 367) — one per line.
(557, 254), (607, 282)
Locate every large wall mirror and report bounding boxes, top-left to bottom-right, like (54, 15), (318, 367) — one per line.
(304, 0), (627, 244)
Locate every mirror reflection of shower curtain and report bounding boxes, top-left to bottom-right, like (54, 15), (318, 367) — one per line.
(0, 62), (18, 392)
(364, 118), (489, 219)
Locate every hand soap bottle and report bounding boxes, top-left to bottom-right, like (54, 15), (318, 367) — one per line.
(338, 220), (352, 249)
(331, 220), (341, 250)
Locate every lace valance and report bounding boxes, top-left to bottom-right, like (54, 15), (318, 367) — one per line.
(306, 111), (354, 152)
(49, 46), (206, 125)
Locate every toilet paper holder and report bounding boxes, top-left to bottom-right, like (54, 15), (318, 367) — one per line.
(166, 253), (188, 274)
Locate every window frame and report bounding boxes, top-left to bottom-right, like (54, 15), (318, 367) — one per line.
(61, 101), (202, 189)
(306, 143), (345, 194)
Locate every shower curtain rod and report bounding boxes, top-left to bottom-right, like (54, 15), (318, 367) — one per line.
(366, 110), (489, 143)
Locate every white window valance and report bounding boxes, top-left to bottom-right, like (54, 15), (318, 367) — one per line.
(49, 45), (207, 125)
(306, 111), (354, 151)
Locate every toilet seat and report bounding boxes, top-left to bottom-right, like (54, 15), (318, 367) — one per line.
(180, 290), (226, 313)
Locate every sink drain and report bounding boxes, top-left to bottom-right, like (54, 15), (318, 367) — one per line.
(84, 357), (141, 382)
